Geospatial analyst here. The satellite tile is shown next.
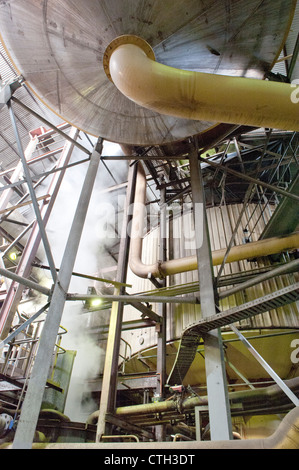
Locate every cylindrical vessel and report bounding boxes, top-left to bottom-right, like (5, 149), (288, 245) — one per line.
(121, 202), (299, 384)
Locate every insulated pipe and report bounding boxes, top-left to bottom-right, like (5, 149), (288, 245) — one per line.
(130, 163), (299, 279)
(86, 378), (299, 430)
(106, 36), (299, 132)
(28, 406), (299, 448)
(56, 407), (299, 448)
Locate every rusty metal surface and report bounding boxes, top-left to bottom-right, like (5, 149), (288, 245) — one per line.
(0, 0), (295, 145)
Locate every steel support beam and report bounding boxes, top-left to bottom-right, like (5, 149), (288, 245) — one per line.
(230, 325), (299, 407)
(11, 96), (91, 156)
(0, 126), (80, 339)
(219, 258), (299, 300)
(66, 293), (199, 304)
(0, 303), (50, 349)
(155, 185), (167, 441)
(189, 149), (233, 441)
(0, 136), (37, 214)
(0, 267), (51, 297)
(198, 155), (299, 203)
(96, 162), (137, 442)
(12, 139), (102, 449)
(7, 99), (57, 281)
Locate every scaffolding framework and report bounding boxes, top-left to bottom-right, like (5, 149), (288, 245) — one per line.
(0, 76), (298, 448)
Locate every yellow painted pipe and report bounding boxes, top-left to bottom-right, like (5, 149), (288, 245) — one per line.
(163, 232), (299, 277)
(106, 36), (299, 132)
(129, 163), (299, 279)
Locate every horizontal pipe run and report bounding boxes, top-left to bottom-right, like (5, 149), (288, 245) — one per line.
(129, 163), (299, 279)
(31, 406), (299, 447)
(108, 39), (299, 133)
(66, 293), (199, 304)
(116, 377), (299, 418)
(86, 378), (299, 427)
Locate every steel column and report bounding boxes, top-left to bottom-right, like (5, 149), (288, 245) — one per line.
(12, 139), (102, 449)
(96, 162), (137, 441)
(189, 149), (233, 441)
(155, 185), (167, 441)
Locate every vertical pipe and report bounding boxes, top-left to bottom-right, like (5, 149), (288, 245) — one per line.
(189, 149), (233, 441)
(96, 162), (138, 441)
(96, 286), (121, 440)
(12, 139), (102, 449)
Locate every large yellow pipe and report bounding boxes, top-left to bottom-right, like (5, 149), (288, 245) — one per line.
(129, 163), (299, 279)
(107, 36), (299, 132)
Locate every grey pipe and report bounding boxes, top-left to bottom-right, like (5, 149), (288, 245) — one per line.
(86, 377), (299, 425)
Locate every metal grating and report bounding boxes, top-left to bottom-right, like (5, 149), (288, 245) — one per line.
(167, 282), (299, 385)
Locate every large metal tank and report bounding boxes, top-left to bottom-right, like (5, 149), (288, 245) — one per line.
(0, 0), (296, 145)
(121, 202), (299, 385)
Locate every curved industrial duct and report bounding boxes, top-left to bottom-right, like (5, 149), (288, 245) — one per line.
(129, 163), (299, 279)
(106, 35), (299, 132)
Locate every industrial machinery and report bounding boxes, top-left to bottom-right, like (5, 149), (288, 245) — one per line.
(0, 0), (298, 450)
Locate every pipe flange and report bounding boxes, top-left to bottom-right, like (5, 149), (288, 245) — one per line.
(103, 35), (155, 82)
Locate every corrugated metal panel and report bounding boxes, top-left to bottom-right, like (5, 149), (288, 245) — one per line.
(123, 203), (299, 356)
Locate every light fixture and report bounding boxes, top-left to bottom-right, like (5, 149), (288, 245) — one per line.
(84, 286), (103, 309)
(8, 251), (18, 261)
(90, 298), (103, 308)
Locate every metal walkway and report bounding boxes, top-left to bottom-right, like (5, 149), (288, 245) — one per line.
(167, 282), (299, 386)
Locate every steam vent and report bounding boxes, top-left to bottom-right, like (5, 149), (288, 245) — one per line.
(0, 0), (299, 452)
